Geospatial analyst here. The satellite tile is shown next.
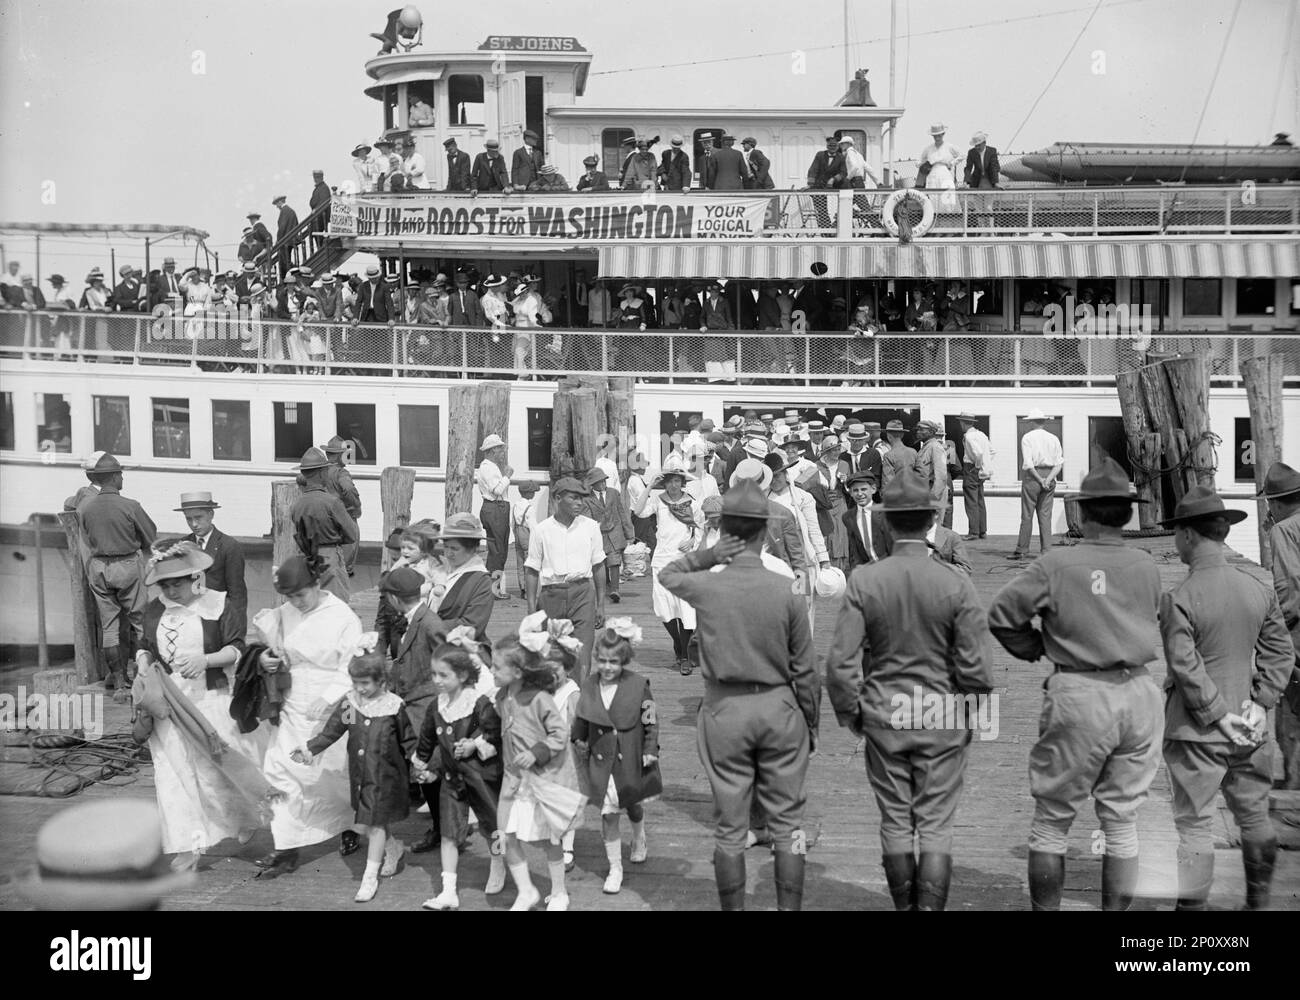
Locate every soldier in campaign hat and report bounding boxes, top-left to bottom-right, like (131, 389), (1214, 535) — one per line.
(1157, 486), (1294, 910)
(826, 470), (993, 910)
(321, 435), (363, 576)
(988, 458), (1163, 911)
(289, 448), (359, 604)
(1257, 461), (1300, 787)
(659, 481), (819, 910)
(880, 419), (917, 496)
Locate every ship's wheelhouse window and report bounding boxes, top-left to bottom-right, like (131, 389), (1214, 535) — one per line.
(382, 85), (398, 132)
(1088, 416), (1132, 480)
(1129, 279), (1170, 318)
(944, 414), (989, 465)
(335, 404), (377, 466)
(0, 392), (13, 451)
(1234, 417), (1255, 483)
(1183, 279), (1222, 316)
(407, 80), (437, 128)
(602, 128), (634, 177)
(35, 393), (71, 454)
(1236, 279), (1276, 316)
(274, 402), (314, 463)
(1015, 414), (1064, 482)
(448, 75), (484, 126)
(212, 400), (251, 461)
(833, 129), (867, 156)
(93, 396), (131, 455)
(527, 408), (553, 470)
(398, 405), (440, 467)
(152, 398), (190, 459)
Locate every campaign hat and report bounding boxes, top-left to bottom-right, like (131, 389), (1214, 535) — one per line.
(296, 447), (331, 471)
(1067, 457), (1145, 503)
(880, 470), (940, 512)
(85, 452), (124, 474)
(1256, 461), (1300, 500)
(721, 480), (770, 520)
(1159, 485), (1247, 528)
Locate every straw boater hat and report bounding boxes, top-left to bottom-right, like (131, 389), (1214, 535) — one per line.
(145, 540), (214, 586)
(1159, 485), (1247, 528)
(441, 512), (487, 540)
(174, 491), (220, 512)
(929, 123), (947, 136)
(1256, 461), (1300, 500)
(729, 457), (774, 492)
(17, 799), (195, 910)
(846, 422), (869, 441)
(742, 437), (769, 460)
(956, 412), (978, 423)
(479, 433), (505, 451)
(880, 470), (941, 512)
(1067, 457), (1145, 503)
(818, 435), (841, 456)
(296, 447), (331, 471)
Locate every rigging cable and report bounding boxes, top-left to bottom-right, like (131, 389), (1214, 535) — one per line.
(1265, 0), (1298, 138)
(1177, 0), (1244, 184)
(1005, 0), (1107, 151)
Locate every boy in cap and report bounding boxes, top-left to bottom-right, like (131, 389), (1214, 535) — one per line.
(987, 458), (1163, 911)
(584, 466), (635, 604)
(1158, 486), (1294, 910)
(375, 529), (409, 659)
(1258, 462), (1300, 786)
(659, 481), (819, 910)
(290, 448), (359, 604)
(826, 471), (993, 910)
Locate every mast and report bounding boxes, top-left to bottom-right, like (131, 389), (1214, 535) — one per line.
(844, 0), (851, 87)
(887, 0), (896, 186)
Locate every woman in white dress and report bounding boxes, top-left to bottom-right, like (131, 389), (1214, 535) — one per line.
(631, 455), (704, 675)
(918, 123), (962, 214)
(133, 541), (272, 869)
(182, 269), (212, 340)
(79, 269), (113, 355)
(253, 555), (364, 875)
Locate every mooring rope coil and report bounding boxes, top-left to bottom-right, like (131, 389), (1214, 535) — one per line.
(1126, 430), (1222, 479)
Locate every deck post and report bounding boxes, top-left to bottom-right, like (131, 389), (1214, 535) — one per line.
(270, 480), (300, 605)
(1241, 354), (1284, 568)
(1116, 369), (1161, 529)
(57, 512), (100, 686)
(836, 189), (853, 239)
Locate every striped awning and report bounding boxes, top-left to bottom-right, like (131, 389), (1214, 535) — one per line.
(598, 239), (1300, 280)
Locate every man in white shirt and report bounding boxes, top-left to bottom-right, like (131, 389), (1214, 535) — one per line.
(511, 481), (540, 599)
(837, 136), (880, 188)
(525, 476), (606, 680)
(957, 413), (993, 540)
(474, 434), (512, 593)
(1011, 408), (1064, 559)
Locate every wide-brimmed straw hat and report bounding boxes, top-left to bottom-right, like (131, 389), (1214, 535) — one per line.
(441, 512), (487, 540)
(144, 540), (214, 585)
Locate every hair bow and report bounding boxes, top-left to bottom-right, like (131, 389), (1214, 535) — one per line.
(603, 617), (643, 646)
(353, 632), (379, 657)
(446, 626), (490, 672)
(517, 611), (552, 653)
(547, 618), (584, 654)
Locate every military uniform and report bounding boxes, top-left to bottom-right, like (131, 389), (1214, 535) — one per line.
(322, 437), (362, 576)
(659, 480), (819, 911)
(1158, 490), (1293, 910)
(1260, 462), (1300, 787)
(290, 449), (358, 604)
(825, 472), (992, 910)
(880, 435), (917, 494)
(913, 427), (951, 524)
(81, 483), (156, 653)
(987, 459), (1162, 911)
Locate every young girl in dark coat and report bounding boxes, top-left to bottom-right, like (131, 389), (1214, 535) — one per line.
(415, 641), (505, 910)
(572, 618), (661, 894)
(293, 637), (416, 903)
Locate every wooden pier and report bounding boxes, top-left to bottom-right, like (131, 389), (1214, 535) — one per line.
(1, 534), (1296, 911)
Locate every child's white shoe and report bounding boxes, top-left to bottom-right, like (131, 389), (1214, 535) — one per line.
(380, 838), (404, 876)
(354, 873), (379, 903)
(422, 888), (459, 911)
(545, 891), (570, 911)
(510, 885), (541, 911)
(484, 855), (507, 895)
(603, 867), (623, 894)
(630, 834), (648, 864)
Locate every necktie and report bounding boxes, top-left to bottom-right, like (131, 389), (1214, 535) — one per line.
(860, 509), (872, 560)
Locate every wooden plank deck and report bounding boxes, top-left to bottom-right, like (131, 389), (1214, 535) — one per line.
(1, 534), (1297, 911)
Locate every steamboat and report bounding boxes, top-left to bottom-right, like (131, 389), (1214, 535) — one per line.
(2, 21), (1299, 648)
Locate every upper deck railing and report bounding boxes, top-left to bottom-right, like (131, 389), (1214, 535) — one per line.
(348, 184), (1300, 240)
(4, 309), (1298, 387)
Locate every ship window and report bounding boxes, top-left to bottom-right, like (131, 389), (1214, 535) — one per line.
(152, 398), (190, 459)
(1129, 279), (1170, 318)
(335, 404), (377, 466)
(1291, 279), (1300, 315)
(398, 404), (440, 467)
(448, 75), (484, 126)
(1236, 279), (1276, 316)
(382, 85), (398, 132)
(1234, 417), (1255, 483)
(274, 401), (314, 463)
(1183, 279), (1222, 316)
(407, 80), (437, 128)
(969, 280), (1003, 316)
(212, 400), (251, 461)
(527, 407), (552, 470)
(0, 392), (12, 451)
(1015, 280), (1055, 320)
(1014, 415), (1064, 482)
(944, 414), (989, 465)
(93, 396), (131, 455)
(1088, 416), (1131, 480)
(833, 129), (867, 157)
(602, 128), (634, 177)
(35, 393), (71, 454)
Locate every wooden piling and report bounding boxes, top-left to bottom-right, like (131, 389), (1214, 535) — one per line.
(1241, 354), (1285, 567)
(380, 466), (416, 572)
(270, 479), (299, 605)
(445, 385), (479, 520)
(569, 387), (601, 474)
(550, 385), (575, 481)
(1115, 369), (1160, 529)
(57, 512), (99, 686)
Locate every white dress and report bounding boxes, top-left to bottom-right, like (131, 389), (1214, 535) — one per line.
(257, 592), (363, 850)
(919, 142), (962, 213)
(184, 281), (212, 339)
(147, 591), (271, 854)
(642, 492), (704, 628)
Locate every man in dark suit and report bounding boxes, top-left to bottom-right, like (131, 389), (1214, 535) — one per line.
(448, 270), (485, 326)
(584, 467), (635, 604)
(308, 170), (332, 251)
(705, 134), (751, 191)
(963, 131), (1000, 188)
(471, 139), (510, 193)
(658, 136), (692, 191)
(510, 129), (545, 190)
(148, 257), (184, 311)
(444, 138), (471, 191)
(806, 136), (844, 229)
(175, 491), (247, 629)
(576, 155), (611, 191)
(355, 265), (391, 323)
(875, 516), (973, 574)
(110, 266), (141, 312)
(843, 469), (888, 569)
(839, 422), (883, 500)
(741, 137), (775, 189)
(234, 262), (258, 306)
(272, 195), (299, 278)
(247, 212), (273, 258)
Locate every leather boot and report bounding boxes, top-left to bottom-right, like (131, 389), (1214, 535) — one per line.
(881, 853), (917, 911)
(107, 647), (130, 704)
(915, 853), (953, 911)
(1101, 854), (1139, 912)
(773, 848), (805, 912)
(714, 849), (746, 911)
(1028, 850), (1065, 911)
(1175, 850), (1213, 911)
(1242, 839), (1277, 911)
(254, 849), (300, 877)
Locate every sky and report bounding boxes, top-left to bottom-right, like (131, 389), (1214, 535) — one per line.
(0, 0), (1296, 282)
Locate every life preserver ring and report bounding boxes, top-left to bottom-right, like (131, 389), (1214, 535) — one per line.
(881, 189), (935, 238)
